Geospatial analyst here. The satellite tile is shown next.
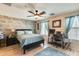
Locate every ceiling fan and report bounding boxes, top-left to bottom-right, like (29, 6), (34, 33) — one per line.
(27, 10), (46, 17)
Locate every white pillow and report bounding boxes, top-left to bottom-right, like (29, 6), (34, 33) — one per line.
(25, 31), (32, 34)
(17, 31), (25, 35)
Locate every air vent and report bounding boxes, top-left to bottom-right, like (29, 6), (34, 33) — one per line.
(50, 13), (55, 15)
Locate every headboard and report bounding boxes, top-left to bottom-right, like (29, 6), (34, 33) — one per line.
(16, 29), (32, 31)
(15, 29), (33, 35)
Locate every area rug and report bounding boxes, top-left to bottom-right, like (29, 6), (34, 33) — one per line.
(35, 47), (68, 56)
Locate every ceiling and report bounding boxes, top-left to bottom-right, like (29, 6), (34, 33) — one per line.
(1, 3), (79, 20)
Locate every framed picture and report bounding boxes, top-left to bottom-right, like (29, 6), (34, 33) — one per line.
(52, 20), (61, 27)
(37, 23), (39, 30)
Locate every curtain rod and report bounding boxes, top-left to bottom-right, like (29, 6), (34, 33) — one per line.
(66, 15), (79, 18)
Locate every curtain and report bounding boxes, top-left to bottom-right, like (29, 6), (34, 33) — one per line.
(77, 16), (79, 22)
(64, 16), (75, 38)
(68, 16), (79, 40)
(76, 16), (79, 40)
(40, 21), (48, 35)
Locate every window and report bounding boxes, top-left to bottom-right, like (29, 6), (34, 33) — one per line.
(40, 21), (48, 35)
(67, 16), (79, 40)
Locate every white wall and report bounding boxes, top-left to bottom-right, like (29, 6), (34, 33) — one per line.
(0, 15), (34, 31)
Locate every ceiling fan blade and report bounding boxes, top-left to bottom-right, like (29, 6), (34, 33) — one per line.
(28, 11), (35, 14)
(39, 11), (46, 15)
(27, 15), (33, 17)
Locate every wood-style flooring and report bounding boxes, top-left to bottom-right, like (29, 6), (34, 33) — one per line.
(0, 43), (79, 56)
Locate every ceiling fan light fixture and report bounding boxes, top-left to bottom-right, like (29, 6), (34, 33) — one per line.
(28, 10), (46, 20)
(34, 15), (39, 19)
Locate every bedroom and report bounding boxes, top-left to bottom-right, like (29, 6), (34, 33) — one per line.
(0, 3), (79, 56)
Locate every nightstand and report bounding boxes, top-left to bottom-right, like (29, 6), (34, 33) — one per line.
(6, 33), (19, 46)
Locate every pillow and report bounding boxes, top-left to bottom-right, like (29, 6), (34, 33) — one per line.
(25, 31), (32, 34)
(17, 31), (25, 35)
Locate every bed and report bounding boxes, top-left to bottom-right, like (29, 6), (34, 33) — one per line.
(16, 29), (44, 54)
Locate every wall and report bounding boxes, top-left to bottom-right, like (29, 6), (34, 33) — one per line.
(71, 40), (79, 52)
(48, 10), (79, 33)
(0, 15), (34, 35)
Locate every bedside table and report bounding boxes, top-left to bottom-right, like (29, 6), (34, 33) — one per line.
(6, 34), (19, 46)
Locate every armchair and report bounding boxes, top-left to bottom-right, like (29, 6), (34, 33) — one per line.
(53, 31), (64, 48)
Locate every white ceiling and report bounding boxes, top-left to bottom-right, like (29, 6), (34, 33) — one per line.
(10, 3), (79, 14)
(1, 3), (79, 20)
